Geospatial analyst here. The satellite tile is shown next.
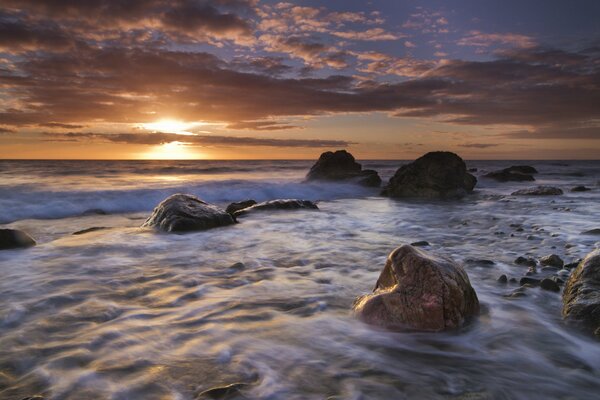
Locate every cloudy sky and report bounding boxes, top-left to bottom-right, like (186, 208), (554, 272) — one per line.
(1, 0), (599, 159)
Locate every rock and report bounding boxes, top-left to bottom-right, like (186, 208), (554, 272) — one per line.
(72, 227), (108, 235)
(562, 250), (600, 338)
(571, 186), (591, 192)
(520, 277), (541, 286)
(353, 245), (479, 331)
(564, 260), (582, 270)
(142, 194), (235, 233)
(225, 200), (257, 215)
(582, 228), (600, 235)
(0, 229), (36, 250)
(497, 274), (508, 284)
(197, 382), (249, 399)
(484, 167), (536, 182)
(540, 254), (564, 268)
(233, 199), (318, 217)
(511, 186), (563, 196)
(410, 240), (430, 247)
(540, 278), (560, 292)
(306, 150), (381, 187)
(514, 256), (536, 267)
(468, 167), (478, 172)
(381, 152), (477, 199)
(81, 208), (108, 215)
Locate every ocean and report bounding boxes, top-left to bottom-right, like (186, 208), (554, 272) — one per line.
(1, 159), (600, 399)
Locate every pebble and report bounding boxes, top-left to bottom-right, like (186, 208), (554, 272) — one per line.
(540, 278), (560, 292)
(497, 274), (508, 284)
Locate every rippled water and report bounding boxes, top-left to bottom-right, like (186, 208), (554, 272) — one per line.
(1, 160), (600, 399)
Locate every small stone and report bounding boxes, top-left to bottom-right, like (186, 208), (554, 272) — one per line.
(571, 186), (591, 192)
(540, 278), (560, 292)
(497, 274), (508, 284)
(540, 254), (564, 268)
(410, 241), (430, 247)
(520, 277), (541, 286)
(515, 256), (536, 267)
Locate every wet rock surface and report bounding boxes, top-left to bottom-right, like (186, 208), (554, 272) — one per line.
(511, 186), (564, 196)
(225, 199), (257, 215)
(353, 245), (479, 331)
(563, 250), (600, 338)
(142, 194), (235, 233)
(306, 150), (382, 187)
(233, 199), (318, 217)
(0, 229), (36, 250)
(382, 152), (477, 199)
(484, 166), (537, 182)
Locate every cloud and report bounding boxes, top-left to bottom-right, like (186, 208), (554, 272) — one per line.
(0, 127), (15, 134)
(332, 28), (401, 41)
(458, 143), (499, 148)
(38, 122), (85, 129)
(503, 125), (600, 140)
(43, 131), (352, 148)
(458, 31), (536, 48)
(226, 120), (299, 131)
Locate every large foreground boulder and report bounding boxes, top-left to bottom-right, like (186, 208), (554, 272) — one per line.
(353, 245), (480, 331)
(233, 199), (318, 217)
(382, 152), (476, 199)
(142, 194), (235, 232)
(511, 186), (563, 196)
(0, 229), (36, 250)
(306, 150), (381, 187)
(563, 250), (600, 338)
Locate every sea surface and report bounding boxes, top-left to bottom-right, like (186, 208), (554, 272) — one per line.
(1, 159), (600, 399)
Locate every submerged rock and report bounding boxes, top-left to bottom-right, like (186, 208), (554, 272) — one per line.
(233, 199), (318, 217)
(353, 245), (479, 331)
(563, 250), (600, 338)
(571, 186), (591, 192)
(506, 165), (538, 174)
(484, 167), (536, 182)
(225, 199), (257, 215)
(306, 150), (381, 187)
(142, 194), (235, 232)
(382, 151), (477, 199)
(582, 228), (600, 235)
(0, 229), (36, 250)
(511, 186), (563, 196)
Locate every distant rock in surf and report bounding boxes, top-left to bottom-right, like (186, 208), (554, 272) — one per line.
(353, 244), (479, 332)
(562, 250), (600, 338)
(233, 199), (318, 217)
(142, 194), (235, 233)
(511, 186), (563, 196)
(0, 229), (36, 250)
(382, 151), (476, 199)
(225, 199), (257, 215)
(484, 166), (536, 182)
(306, 150), (382, 187)
(571, 185), (591, 192)
(582, 228), (600, 235)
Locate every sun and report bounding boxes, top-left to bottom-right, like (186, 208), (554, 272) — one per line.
(143, 141), (201, 160)
(140, 119), (200, 134)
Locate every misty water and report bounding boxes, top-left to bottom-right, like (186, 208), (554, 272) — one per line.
(1, 160), (600, 399)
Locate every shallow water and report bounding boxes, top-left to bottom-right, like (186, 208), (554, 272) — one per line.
(1, 160), (600, 399)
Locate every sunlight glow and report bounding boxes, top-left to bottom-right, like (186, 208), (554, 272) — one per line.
(140, 119), (201, 134)
(143, 141), (202, 160)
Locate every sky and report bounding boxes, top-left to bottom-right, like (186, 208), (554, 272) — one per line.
(0, 0), (599, 160)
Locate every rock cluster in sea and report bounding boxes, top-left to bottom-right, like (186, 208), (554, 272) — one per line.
(306, 150), (381, 187)
(353, 244), (480, 331)
(381, 151), (477, 199)
(511, 186), (564, 196)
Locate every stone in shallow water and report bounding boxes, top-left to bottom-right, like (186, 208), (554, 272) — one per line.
(353, 244), (479, 331)
(306, 150), (382, 187)
(540, 254), (564, 268)
(511, 186), (563, 196)
(233, 199), (318, 217)
(382, 151), (477, 199)
(225, 199), (257, 215)
(484, 167), (536, 182)
(0, 229), (36, 250)
(142, 193), (235, 232)
(563, 250), (600, 338)
(541, 278), (561, 292)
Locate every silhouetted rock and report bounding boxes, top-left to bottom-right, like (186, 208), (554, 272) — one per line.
(233, 199), (318, 217)
(563, 250), (600, 338)
(484, 166), (536, 182)
(571, 186), (591, 192)
(225, 200), (257, 215)
(353, 245), (479, 331)
(0, 229), (36, 250)
(306, 150), (381, 187)
(511, 186), (563, 196)
(410, 240), (430, 247)
(382, 152), (477, 199)
(506, 165), (538, 174)
(142, 194), (235, 232)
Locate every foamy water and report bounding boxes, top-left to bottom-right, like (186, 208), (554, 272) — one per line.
(1, 160), (600, 399)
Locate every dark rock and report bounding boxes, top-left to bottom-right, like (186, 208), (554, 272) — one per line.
(81, 208), (108, 215)
(0, 229), (36, 250)
(73, 227), (108, 235)
(381, 152), (477, 199)
(142, 194), (235, 233)
(515, 256), (536, 267)
(506, 165), (538, 174)
(353, 244), (479, 331)
(582, 228), (600, 235)
(540, 278), (560, 292)
(511, 186), (564, 196)
(466, 259), (495, 266)
(484, 166), (535, 182)
(571, 186), (591, 192)
(562, 250), (600, 338)
(540, 254), (564, 268)
(468, 167), (478, 172)
(233, 199), (318, 217)
(497, 274), (508, 284)
(225, 200), (257, 215)
(197, 382), (249, 399)
(410, 240), (430, 247)
(564, 260), (582, 270)
(306, 150), (381, 187)
(520, 277), (541, 286)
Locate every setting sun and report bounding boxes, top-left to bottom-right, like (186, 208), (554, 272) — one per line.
(142, 141), (201, 160)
